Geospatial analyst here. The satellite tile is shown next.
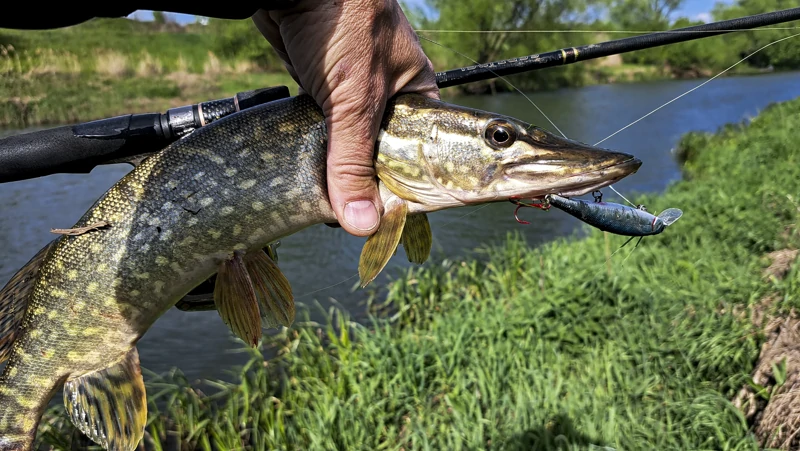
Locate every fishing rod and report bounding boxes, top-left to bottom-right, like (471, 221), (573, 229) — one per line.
(1, 7), (799, 184)
(434, 6), (800, 87)
(0, 86), (290, 183)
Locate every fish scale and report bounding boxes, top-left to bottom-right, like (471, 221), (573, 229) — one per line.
(0, 93), (641, 450)
(0, 94), (335, 449)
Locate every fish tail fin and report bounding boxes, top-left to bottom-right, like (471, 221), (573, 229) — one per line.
(0, 352), (66, 451)
(0, 240), (57, 364)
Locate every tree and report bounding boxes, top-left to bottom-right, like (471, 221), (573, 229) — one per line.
(603, 0), (683, 66)
(418, 0), (592, 92)
(205, 18), (282, 69)
(607, 0), (683, 30)
(153, 11), (167, 25)
(712, 0), (800, 69)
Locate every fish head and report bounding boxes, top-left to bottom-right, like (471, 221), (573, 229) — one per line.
(375, 94), (642, 212)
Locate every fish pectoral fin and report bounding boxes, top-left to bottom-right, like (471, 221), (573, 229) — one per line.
(358, 196), (408, 288)
(63, 347), (147, 451)
(0, 240), (56, 363)
(214, 252), (263, 347)
(400, 213), (432, 264)
(244, 249), (295, 330)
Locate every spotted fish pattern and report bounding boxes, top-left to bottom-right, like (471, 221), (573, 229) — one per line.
(0, 93), (641, 450)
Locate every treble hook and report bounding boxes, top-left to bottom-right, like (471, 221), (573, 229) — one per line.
(514, 204), (531, 224)
(592, 190), (603, 202)
(511, 198), (550, 225)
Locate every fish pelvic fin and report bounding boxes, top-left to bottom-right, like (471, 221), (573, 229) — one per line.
(359, 196), (408, 288)
(244, 249), (294, 330)
(0, 240), (56, 364)
(63, 347), (146, 451)
(400, 213), (432, 265)
(214, 252), (263, 347)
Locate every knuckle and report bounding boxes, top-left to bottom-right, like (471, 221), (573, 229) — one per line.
(326, 94), (385, 141)
(328, 159), (378, 198)
(329, 159), (377, 182)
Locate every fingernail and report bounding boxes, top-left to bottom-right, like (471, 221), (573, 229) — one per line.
(344, 200), (379, 231)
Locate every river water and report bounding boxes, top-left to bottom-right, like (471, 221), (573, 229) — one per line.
(2, 71), (799, 381)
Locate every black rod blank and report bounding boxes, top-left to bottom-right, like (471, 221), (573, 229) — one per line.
(434, 7), (800, 88)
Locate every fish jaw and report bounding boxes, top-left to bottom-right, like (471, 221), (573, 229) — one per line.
(374, 94), (642, 212)
(529, 156), (643, 198)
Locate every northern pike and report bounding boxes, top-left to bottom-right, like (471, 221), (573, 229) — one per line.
(0, 93), (641, 450)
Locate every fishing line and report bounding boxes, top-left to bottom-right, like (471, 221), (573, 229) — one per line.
(438, 203), (493, 228)
(580, 34), (800, 279)
(294, 204), (493, 300)
(420, 36), (643, 208)
(416, 27), (800, 34)
(594, 32), (800, 146)
(295, 274), (359, 300)
(587, 32), (800, 206)
(424, 29), (799, 276)
(298, 31), (800, 302)
(420, 35), (567, 139)
(607, 186), (636, 207)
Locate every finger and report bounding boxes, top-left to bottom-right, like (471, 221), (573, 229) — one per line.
(251, 10), (286, 61)
(390, 22), (441, 101)
(394, 57), (440, 100)
(251, 10), (302, 85)
(325, 90), (385, 237)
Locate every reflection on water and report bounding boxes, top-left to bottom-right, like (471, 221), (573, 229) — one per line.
(1, 71), (799, 380)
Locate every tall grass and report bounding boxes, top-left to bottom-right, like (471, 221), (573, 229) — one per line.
(0, 44), (298, 128)
(0, 18), (302, 127)
(34, 94), (800, 448)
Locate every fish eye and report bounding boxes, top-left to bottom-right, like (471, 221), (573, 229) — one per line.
(484, 121), (516, 148)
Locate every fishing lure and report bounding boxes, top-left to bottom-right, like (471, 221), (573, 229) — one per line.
(544, 192), (683, 237)
(512, 191), (683, 250)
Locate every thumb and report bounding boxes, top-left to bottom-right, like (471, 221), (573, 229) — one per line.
(325, 96), (384, 237)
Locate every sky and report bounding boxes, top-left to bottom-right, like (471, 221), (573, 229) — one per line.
(673, 0), (735, 22)
(128, 0), (736, 26)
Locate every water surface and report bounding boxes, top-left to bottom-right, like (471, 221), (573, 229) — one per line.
(2, 71), (799, 380)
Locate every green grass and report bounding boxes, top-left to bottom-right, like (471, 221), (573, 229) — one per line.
(0, 70), (298, 128)
(1, 19), (217, 72)
(33, 95), (800, 448)
(0, 19), (299, 128)
(3, 15), (782, 129)
(586, 63), (669, 84)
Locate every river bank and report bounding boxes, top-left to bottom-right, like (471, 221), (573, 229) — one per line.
(0, 43), (775, 128)
(5, 73), (799, 385)
(34, 93), (800, 448)
(0, 59), (299, 128)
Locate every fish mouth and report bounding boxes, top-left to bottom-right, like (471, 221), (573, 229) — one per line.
(506, 153), (642, 200)
(555, 157), (642, 197)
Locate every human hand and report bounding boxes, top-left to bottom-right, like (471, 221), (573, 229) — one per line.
(252, 0), (439, 237)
